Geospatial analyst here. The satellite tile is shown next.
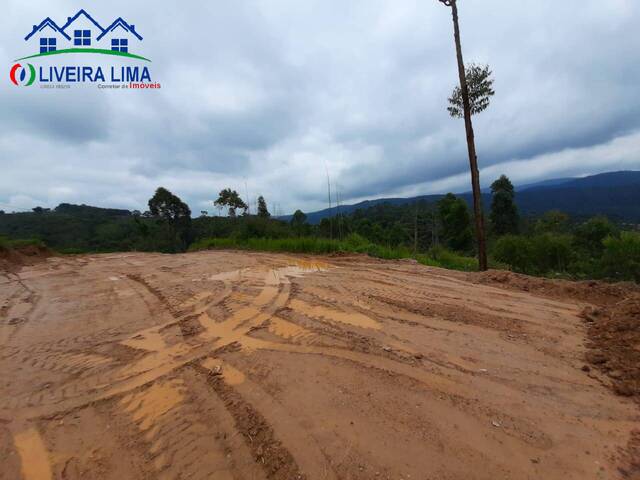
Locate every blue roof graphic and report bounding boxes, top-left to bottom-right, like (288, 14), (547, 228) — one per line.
(25, 17), (71, 41)
(60, 9), (105, 34)
(24, 10), (144, 45)
(97, 17), (143, 41)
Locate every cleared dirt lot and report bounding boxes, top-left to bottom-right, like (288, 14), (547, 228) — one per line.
(1, 251), (638, 479)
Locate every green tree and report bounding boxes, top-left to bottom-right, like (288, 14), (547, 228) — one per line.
(148, 187), (191, 222)
(290, 210), (308, 236)
(534, 210), (570, 234)
(493, 235), (534, 273)
(531, 234), (574, 273)
(574, 216), (617, 257)
(147, 187), (192, 252)
(600, 232), (640, 282)
(257, 196), (270, 218)
(489, 175), (519, 236)
(447, 64), (495, 118)
(214, 189), (247, 218)
(494, 233), (574, 275)
(439, 0), (494, 271)
(438, 193), (473, 252)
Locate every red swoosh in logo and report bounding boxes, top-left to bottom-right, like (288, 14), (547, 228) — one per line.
(10, 63), (22, 85)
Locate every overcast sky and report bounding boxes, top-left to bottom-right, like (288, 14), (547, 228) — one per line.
(1, 0), (639, 215)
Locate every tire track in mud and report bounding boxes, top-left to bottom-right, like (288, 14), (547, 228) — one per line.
(125, 273), (181, 318)
(192, 362), (306, 480)
(3, 254), (637, 480)
(4, 260), (438, 478)
(0, 277), (40, 343)
(6, 260), (517, 421)
(2, 265), (302, 419)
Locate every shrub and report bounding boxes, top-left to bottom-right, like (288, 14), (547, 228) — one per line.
(600, 232), (640, 282)
(0, 237), (45, 250)
(418, 246), (478, 271)
(574, 216), (617, 257)
(438, 193), (473, 252)
(530, 233), (574, 273)
(343, 233), (371, 251)
(492, 235), (534, 273)
(493, 233), (574, 275)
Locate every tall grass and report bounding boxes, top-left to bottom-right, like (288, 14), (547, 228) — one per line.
(190, 237), (348, 255)
(189, 234), (481, 271)
(0, 236), (45, 250)
(416, 246), (479, 272)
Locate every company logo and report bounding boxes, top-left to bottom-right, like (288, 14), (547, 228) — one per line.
(9, 9), (160, 90)
(10, 63), (36, 86)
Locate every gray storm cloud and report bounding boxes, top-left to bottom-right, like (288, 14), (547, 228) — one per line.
(0, 0), (639, 214)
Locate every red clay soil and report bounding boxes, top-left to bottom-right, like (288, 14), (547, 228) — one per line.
(2, 252), (639, 480)
(474, 270), (640, 397)
(474, 269), (640, 478)
(472, 269), (639, 306)
(0, 245), (52, 273)
(581, 297), (640, 398)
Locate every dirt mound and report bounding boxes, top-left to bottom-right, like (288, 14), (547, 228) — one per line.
(472, 269), (638, 306)
(473, 270), (640, 403)
(582, 296), (640, 398)
(0, 244), (52, 272)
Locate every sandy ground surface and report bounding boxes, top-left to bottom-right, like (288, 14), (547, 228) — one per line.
(1, 251), (638, 480)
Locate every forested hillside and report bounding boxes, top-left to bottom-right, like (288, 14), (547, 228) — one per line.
(283, 171), (640, 224)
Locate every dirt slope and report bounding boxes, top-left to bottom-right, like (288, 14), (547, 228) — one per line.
(1, 251), (638, 479)
(0, 244), (52, 273)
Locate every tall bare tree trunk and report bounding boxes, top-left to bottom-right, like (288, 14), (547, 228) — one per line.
(449, 0), (488, 271)
(414, 203), (418, 255)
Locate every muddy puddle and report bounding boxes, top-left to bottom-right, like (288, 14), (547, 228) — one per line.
(289, 299), (382, 330)
(13, 427), (52, 480)
(121, 379), (185, 431)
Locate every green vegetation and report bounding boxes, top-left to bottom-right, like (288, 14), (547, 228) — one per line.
(0, 176), (638, 282)
(190, 234), (412, 259)
(599, 232), (640, 282)
(438, 193), (473, 252)
(188, 234), (482, 271)
(416, 246), (482, 272)
(0, 236), (45, 250)
(447, 63), (495, 118)
(257, 196), (270, 218)
(147, 187), (192, 253)
(490, 175), (519, 236)
(493, 218), (640, 282)
(214, 189), (248, 218)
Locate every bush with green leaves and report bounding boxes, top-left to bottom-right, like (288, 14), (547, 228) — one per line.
(493, 233), (574, 275)
(533, 210), (570, 235)
(492, 235), (534, 273)
(419, 246), (479, 271)
(438, 193), (473, 252)
(600, 232), (640, 282)
(574, 216), (617, 257)
(0, 236), (45, 250)
(490, 175), (519, 236)
(530, 233), (574, 273)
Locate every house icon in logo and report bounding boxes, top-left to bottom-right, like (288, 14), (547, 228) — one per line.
(24, 9), (143, 57)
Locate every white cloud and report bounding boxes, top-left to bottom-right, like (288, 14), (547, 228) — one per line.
(0, 0), (639, 214)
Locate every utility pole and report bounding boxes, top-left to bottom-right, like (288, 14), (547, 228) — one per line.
(414, 202), (418, 255)
(324, 163), (333, 241)
(438, 0), (488, 271)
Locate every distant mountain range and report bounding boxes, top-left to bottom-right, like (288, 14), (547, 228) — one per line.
(281, 171), (640, 224)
